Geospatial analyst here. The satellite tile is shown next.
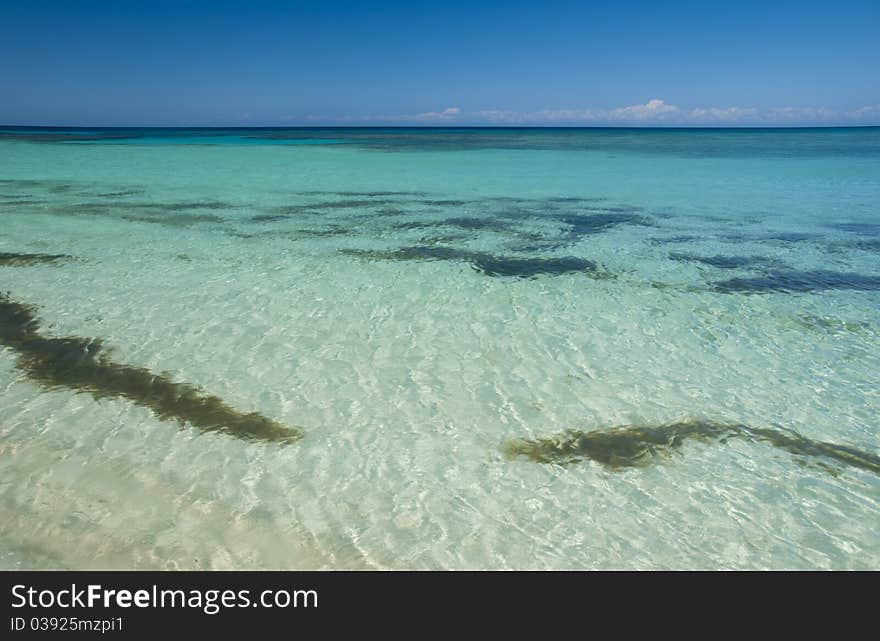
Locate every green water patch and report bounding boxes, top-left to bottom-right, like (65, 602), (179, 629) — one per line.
(503, 418), (880, 476)
(0, 294), (303, 445)
(713, 270), (880, 293)
(340, 246), (606, 278)
(0, 252), (74, 266)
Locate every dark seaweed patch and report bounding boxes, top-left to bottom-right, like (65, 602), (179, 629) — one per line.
(669, 253), (783, 270)
(558, 212), (650, 237)
(647, 235), (701, 245)
(91, 189), (146, 198)
(394, 217), (512, 232)
(0, 198), (51, 206)
(713, 270), (880, 293)
(126, 200), (232, 211)
(48, 184), (76, 194)
(419, 234), (470, 244)
(510, 241), (571, 253)
(0, 252), (73, 266)
(475, 255), (601, 278)
(719, 231), (817, 244)
(502, 209), (651, 252)
(295, 225), (354, 237)
(0, 132), (134, 143)
(0, 294), (302, 444)
(265, 199), (407, 218)
(845, 239), (880, 252)
(249, 214), (291, 223)
(504, 419), (737, 468)
(829, 222), (880, 236)
(791, 314), (872, 334)
(503, 418), (880, 476)
(62, 200), (232, 213)
(417, 199), (473, 207)
(120, 213), (224, 227)
(0, 179), (53, 188)
(545, 196), (606, 204)
(292, 199), (401, 211)
(340, 246), (603, 278)
(294, 190), (429, 197)
(372, 207), (408, 217)
(38, 201), (229, 228)
(744, 426), (880, 476)
(763, 232), (816, 243)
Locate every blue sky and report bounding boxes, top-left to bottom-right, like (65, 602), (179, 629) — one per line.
(1, 0), (878, 126)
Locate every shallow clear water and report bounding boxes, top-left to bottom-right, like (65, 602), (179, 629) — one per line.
(0, 127), (878, 569)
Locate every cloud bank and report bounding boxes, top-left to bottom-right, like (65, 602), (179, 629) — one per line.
(301, 100), (880, 126)
(478, 99), (880, 125)
(300, 106), (463, 124)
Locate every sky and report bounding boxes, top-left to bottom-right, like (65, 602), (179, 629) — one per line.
(1, 0), (878, 126)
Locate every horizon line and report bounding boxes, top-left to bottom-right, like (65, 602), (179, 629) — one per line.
(3, 123), (880, 130)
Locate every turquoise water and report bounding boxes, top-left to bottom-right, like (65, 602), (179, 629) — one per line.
(0, 127), (878, 569)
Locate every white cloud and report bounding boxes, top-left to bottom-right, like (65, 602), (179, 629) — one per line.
(614, 98), (680, 120)
(686, 106), (759, 123)
(480, 100), (880, 125)
(481, 99), (682, 124)
(298, 101), (880, 126)
(412, 107), (461, 121)
(844, 104), (880, 121)
(300, 107), (463, 123)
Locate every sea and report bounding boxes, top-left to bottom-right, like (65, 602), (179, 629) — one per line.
(0, 126), (878, 569)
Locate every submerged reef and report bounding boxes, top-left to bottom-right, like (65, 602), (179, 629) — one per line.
(503, 418), (880, 476)
(340, 246), (605, 278)
(0, 293), (302, 444)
